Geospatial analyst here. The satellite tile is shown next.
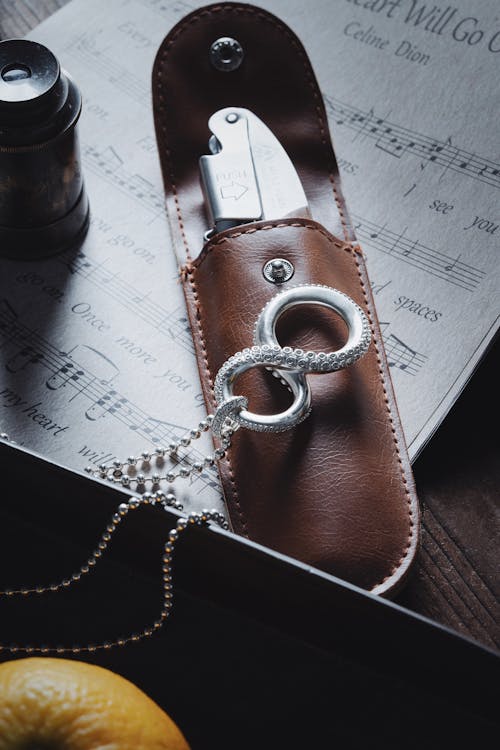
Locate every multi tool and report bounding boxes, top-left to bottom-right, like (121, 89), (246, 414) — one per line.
(200, 106), (310, 241)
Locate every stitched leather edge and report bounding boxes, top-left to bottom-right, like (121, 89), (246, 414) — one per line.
(190, 219), (357, 268)
(351, 247), (416, 591)
(184, 266), (250, 537)
(184, 220), (416, 592)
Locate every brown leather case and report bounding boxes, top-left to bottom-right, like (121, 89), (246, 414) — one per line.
(152, 2), (420, 596)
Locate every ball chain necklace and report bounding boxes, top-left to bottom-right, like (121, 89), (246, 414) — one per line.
(0, 416), (233, 656)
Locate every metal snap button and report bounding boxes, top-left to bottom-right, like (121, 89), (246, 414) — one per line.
(263, 258), (295, 283)
(209, 37), (244, 72)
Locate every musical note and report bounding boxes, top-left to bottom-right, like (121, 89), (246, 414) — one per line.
(436, 137), (460, 182)
(85, 391), (130, 421)
(129, 416), (183, 444)
(444, 254), (461, 273)
(132, 290), (150, 305)
(6, 346), (43, 374)
(425, 142), (442, 165)
(402, 239), (418, 258)
(479, 164), (500, 180)
(82, 142), (164, 217)
(352, 107), (376, 142)
(63, 254), (92, 275)
(155, 309), (193, 348)
(389, 227), (407, 255)
(384, 334), (426, 377)
(97, 145), (122, 173)
(46, 362), (85, 390)
(375, 127), (409, 159)
(99, 269), (118, 285)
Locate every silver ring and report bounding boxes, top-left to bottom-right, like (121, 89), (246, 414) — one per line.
(214, 344), (312, 433)
(254, 284), (371, 372)
(214, 284), (371, 433)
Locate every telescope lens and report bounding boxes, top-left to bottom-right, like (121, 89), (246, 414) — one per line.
(1, 64), (32, 83)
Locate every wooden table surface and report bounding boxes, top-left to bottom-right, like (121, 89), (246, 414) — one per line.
(1, 0), (498, 650)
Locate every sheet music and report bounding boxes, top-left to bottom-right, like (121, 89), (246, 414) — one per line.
(0, 0), (498, 508)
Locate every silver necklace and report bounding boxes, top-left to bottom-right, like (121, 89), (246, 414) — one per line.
(0, 419), (231, 656)
(0, 284), (371, 655)
(84, 413), (232, 492)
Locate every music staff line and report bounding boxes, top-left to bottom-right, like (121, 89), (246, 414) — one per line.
(82, 135), (485, 291)
(0, 302), (217, 495)
(58, 251), (194, 355)
(381, 326), (427, 377)
(65, 32), (500, 194)
(67, 32), (148, 106)
(353, 214), (485, 292)
(82, 143), (165, 218)
(58, 249), (426, 375)
(324, 95), (500, 192)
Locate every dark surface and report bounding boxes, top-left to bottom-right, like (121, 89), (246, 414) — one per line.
(398, 338), (499, 650)
(0, 440), (498, 749)
(0, 0), (498, 650)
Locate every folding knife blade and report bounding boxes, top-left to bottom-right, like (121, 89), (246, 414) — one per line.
(199, 107), (310, 237)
